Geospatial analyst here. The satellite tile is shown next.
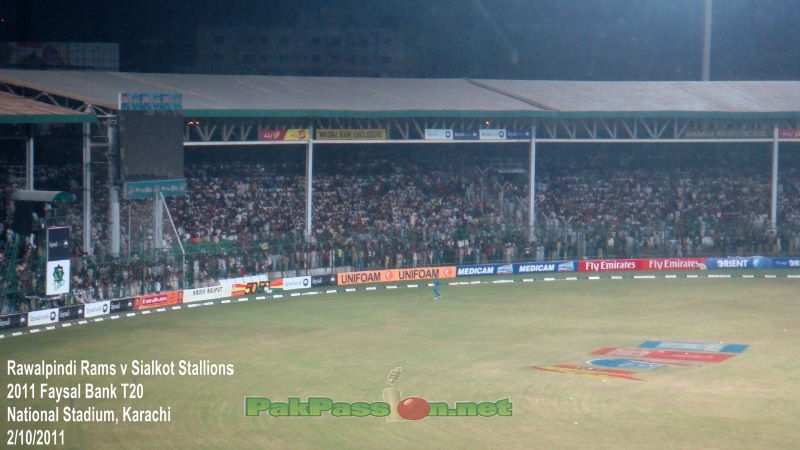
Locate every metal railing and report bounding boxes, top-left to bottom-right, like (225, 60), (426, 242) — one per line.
(2, 220), (799, 314)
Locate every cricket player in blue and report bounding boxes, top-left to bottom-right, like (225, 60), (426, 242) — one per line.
(433, 278), (442, 300)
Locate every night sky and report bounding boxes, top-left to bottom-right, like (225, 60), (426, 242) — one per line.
(1, 0), (798, 80)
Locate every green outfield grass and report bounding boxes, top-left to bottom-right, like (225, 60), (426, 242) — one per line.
(2, 275), (799, 449)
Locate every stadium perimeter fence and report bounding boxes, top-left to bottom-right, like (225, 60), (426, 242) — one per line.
(3, 221), (799, 314)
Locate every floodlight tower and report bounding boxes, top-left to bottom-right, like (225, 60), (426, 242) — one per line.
(702, 0), (712, 81)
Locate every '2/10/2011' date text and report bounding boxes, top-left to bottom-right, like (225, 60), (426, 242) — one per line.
(7, 429), (65, 446)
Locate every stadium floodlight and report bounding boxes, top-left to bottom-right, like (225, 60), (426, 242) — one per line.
(702, 0), (712, 80)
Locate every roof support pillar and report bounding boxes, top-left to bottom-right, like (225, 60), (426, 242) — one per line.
(25, 133), (34, 190)
(305, 125), (314, 239)
(108, 123), (120, 257)
(82, 120), (92, 255)
(153, 189), (163, 250)
(770, 125), (779, 231)
(528, 126), (536, 243)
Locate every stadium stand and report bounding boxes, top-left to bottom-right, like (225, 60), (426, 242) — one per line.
(0, 72), (798, 314)
(1, 144), (798, 312)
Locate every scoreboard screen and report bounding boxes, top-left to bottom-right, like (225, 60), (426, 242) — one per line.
(119, 110), (184, 181)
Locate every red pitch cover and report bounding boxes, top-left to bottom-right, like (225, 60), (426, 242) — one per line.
(531, 364), (644, 381)
(591, 348), (735, 362)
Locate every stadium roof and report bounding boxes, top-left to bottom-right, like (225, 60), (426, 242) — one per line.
(0, 69), (798, 119)
(472, 79), (800, 118)
(0, 91), (95, 123)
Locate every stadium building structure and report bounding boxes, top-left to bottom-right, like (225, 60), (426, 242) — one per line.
(0, 69), (799, 258)
(0, 91), (94, 303)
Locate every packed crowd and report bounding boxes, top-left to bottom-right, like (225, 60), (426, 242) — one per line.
(1, 144), (799, 312)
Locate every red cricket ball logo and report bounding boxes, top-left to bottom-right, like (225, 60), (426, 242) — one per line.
(396, 397), (430, 420)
